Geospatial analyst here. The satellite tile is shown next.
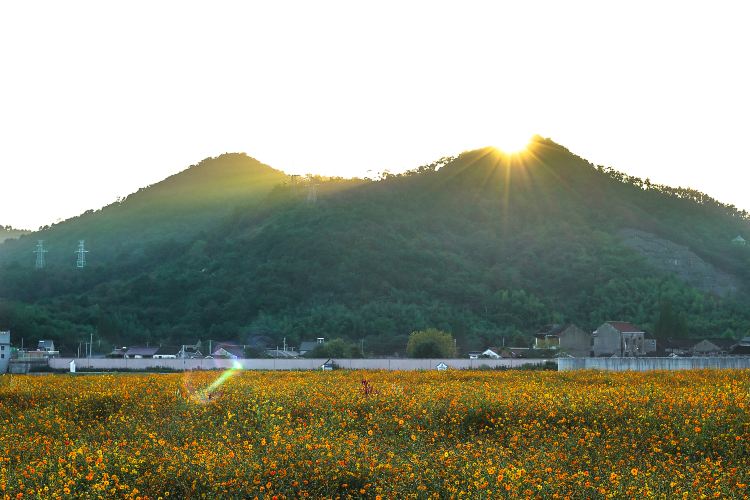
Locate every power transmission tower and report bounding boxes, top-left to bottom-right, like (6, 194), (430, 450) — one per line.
(290, 174), (300, 195)
(75, 240), (88, 268)
(306, 183), (318, 204)
(33, 240), (48, 269)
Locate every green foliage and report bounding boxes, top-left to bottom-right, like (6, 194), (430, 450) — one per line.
(654, 300), (689, 339)
(406, 328), (457, 358)
(308, 338), (362, 358)
(1, 139), (750, 354)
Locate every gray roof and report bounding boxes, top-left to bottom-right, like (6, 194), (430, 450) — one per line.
(299, 341), (319, 352)
(154, 345), (181, 356)
(125, 346), (159, 357)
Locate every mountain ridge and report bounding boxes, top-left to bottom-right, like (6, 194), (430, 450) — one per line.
(1, 137), (749, 354)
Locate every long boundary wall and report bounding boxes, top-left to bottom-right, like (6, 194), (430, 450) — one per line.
(558, 357), (750, 371)
(49, 357), (552, 371)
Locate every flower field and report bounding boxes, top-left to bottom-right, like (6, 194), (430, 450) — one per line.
(0, 369), (748, 498)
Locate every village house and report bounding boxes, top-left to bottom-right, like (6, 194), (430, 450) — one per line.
(108, 346), (159, 359)
(732, 338), (750, 355)
(179, 344), (204, 359)
(692, 338), (738, 356)
(0, 331), (10, 374)
(533, 324), (590, 357)
(592, 321), (653, 357)
(661, 338), (694, 357)
(266, 347), (300, 358)
(299, 337), (325, 356)
(210, 343), (246, 359)
(153, 346), (181, 359)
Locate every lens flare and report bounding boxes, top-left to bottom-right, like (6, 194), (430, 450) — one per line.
(183, 360), (243, 404)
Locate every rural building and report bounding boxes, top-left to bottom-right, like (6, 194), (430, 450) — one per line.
(179, 345), (203, 358)
(592, 322), (648, 357)
(731, 340), (750, 355)
(299, 337), (325, 356)
(153, 346), (181, 359)
(692, 338), (738, 356)
(732, 235), (746, 246)
(108, 346), (159, 358)
(499, 347), (529, 358)
(533, 324), (590, 357)
(265, 348), (299, 358)
(0, 331), (10, 373)
(211, 344), (245, 359)
(37, 340), (56, 352)
(661, 338), (694, 357)
(479, 348), (501, 359)
(643, 335), (657, 355)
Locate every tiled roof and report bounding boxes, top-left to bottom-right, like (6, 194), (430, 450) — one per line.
(605, 321), (643, 333)
(125, 346), (159, 357)
(694, 338), (738, 350)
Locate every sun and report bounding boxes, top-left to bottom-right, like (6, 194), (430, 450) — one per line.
(493, 133), (533, 155)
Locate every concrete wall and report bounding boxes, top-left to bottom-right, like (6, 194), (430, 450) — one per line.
(48, 357), (553, 371)
(558, 357), (750, 371)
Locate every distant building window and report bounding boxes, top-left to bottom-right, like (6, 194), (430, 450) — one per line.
(0, 345), (4, 350)
(1, 354), (4, 359)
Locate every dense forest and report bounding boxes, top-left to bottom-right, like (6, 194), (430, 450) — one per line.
(1, 138), (749, 355)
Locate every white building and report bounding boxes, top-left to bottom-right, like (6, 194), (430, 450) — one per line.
(0, 331), (10, 373)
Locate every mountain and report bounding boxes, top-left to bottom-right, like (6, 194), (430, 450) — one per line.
(1, 137), (749, 355)
(0, 153), (288, 267)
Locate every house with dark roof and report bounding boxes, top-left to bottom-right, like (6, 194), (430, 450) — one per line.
(265, 348), (300, 358)
(692, 338), (738, 356)
(108, 346), (159, 358)
(211, 343), (246, 359)
(533, 324), (590, 357)
(592, 322), (648, 357)
(299, 338), (326, 356)
(660, 338), (694, 357)
(731, 342), (750, 355)
(153, 346), (181, 359)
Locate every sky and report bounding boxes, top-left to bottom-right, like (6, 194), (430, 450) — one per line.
(1, 1), (748, 230)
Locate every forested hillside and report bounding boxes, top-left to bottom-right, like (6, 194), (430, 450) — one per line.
(0, 226), (29, 243)
(1, 138), (749, 355)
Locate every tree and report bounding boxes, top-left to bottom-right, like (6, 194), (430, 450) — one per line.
(406, 328), (457, 358)
(654, 300), (688, 339)
(308, 338), (360, 358)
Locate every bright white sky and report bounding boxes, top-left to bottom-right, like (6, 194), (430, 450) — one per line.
(1, 1), (748, 229)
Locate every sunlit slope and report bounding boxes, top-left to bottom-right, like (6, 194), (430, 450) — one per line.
(0, 153), (288, 266)
(1, 138), (749, 352)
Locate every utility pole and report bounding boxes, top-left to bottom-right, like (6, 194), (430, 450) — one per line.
(89, 332), (93, 359)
